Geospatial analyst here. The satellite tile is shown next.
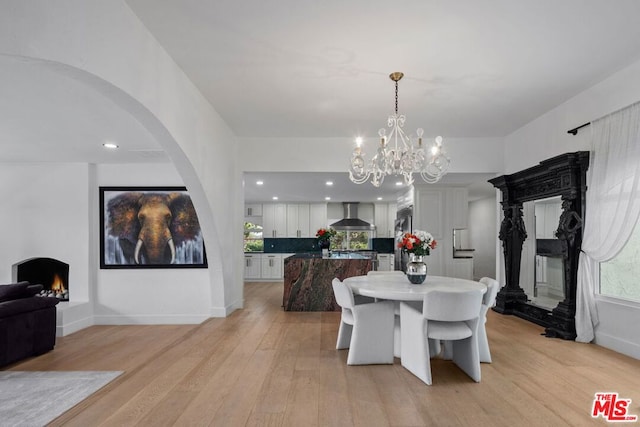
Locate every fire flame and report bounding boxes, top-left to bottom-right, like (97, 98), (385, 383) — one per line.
(51, 274), (66, 294)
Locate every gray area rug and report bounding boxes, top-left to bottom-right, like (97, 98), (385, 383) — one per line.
(0, 371), (122, 427)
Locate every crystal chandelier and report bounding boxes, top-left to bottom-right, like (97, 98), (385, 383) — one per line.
(349, 72), (450, 187)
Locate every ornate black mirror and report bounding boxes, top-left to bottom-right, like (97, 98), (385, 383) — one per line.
(489, 152), (589, 339)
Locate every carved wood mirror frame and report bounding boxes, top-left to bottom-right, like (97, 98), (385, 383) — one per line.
(489, 152), (589, 339)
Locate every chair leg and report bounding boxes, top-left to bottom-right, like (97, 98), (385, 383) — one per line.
(394, 315), (401, 358)
(477, 320), (492, 363)
(451, 321), (481, 383)
(336, 321), (352, 350)
(400, 302), (433, 385)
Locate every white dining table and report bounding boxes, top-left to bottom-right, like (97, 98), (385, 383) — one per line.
(344, 274), (488, 360)
(344, 274), (487, 302)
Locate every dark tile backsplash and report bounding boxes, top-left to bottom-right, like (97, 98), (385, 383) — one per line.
(262, 237), (396, 254)
(263, 238), (320, 253)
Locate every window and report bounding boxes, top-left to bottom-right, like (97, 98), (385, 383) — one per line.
(600, 219), (640, 302)
(332, 231), (372, 251)
(244, 221), (263, 252)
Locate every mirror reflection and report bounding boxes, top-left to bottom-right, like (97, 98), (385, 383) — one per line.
(520, 196), (565, 310)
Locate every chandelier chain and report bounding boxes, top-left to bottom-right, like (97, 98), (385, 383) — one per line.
(395, 80), (399, 115)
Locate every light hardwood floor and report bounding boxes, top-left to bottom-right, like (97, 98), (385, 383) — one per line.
(7, 282), (640, 426)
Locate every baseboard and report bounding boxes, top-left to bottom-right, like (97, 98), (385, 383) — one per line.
(56, 301), (94, 337)
(210, 297), (244, 317)
(595, 332), (640, 360)
(93, 314), (209, 325)
(56, 316), (94, 337)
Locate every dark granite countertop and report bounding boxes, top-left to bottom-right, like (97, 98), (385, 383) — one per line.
(285, 252), (376, 260)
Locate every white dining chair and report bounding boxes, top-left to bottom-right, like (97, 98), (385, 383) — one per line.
(400, 288), (484, 385)
(441, 277), (500, 363)
(478, 277), (500, 363)
(331, 278), (395, 365)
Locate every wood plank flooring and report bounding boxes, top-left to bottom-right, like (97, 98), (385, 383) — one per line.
(6, 281), (640, 426)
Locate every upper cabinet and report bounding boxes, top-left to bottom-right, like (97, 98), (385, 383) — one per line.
(286, 204), (311, 237)
(451, 187), (469, 230)
(263, 203), (287, 238)
(244, 203), (262, 217)
(413, 186), (469, 277)
(374, 202), (397, 238)
(309, 203), (328, 235)
(414, 188), (445, 239)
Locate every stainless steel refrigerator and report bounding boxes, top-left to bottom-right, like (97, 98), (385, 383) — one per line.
(394, 206), (412, 271)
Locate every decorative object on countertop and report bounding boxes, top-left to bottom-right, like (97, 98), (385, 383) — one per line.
(397, 230), (437, 284)
(316, 227), (336, 250)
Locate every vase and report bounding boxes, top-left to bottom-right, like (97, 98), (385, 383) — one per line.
(318, 239), (330, 250)
(406, 254), (427, 284)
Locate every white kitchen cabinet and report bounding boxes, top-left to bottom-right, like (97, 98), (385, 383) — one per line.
(244, 254), (261, 279)
(535, 197), (562, 239)
(451, 187), (469, 229)
(261, 254), (283, 279)
(263, 203), (287, 238)
(376, 253), (395, 271)
(286, 204), (310, 237)
(374, 203), (397, 238)
(451, 258), (474, 280)
(414, 188), (444, 239)
(309, 203), (328, 235)
(244, 203), (262, 217)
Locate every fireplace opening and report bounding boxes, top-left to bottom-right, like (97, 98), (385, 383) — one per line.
(14, 257), (69, 301)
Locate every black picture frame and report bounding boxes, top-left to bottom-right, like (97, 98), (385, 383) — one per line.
(100, 186), (208, 269)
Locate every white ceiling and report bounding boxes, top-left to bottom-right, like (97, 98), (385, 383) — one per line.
(244, 171), (498, 203)
(126, 0), (640, 138)
(3, 1), (640, 202)
(0, 56), (168, 164)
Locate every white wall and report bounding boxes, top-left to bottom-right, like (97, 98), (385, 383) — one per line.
(0, 1), (244, 318)
(504, 58), (640, 359)
(0, 162), (213, 331)
(469, 197), (497, 281)
(0, 163), (90, 302)
(95, 163), (211, 324)
(239, 137), (505, 173)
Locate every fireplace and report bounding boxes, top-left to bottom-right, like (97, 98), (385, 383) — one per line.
(14, 257), (69, 301)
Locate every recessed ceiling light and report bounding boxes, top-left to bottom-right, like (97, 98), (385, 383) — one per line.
(326, 181), (333, 186)
(377, 197), (383, 201)
(395, 181), (403, 186)
(103, 143), (119, 149)
(256, 180), (264, 185)
(272, 196), (278, 200)
(325, 196), (331, 201)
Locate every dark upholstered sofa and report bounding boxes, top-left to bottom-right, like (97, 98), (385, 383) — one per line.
(0, 281), (59, 367)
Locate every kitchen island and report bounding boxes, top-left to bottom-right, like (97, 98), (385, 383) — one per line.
(282, 252), (376, 311)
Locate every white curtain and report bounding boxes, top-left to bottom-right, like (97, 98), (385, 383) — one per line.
(576, 101), (640, 342)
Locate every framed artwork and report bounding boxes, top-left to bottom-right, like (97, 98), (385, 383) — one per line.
(100, 186), (207, 269)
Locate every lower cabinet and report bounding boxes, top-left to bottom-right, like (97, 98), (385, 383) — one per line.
(261, 254), (283, 279)
(244, 254), (261, 279)
(451, 258), (474, 280)
(377, 253), (395, 271)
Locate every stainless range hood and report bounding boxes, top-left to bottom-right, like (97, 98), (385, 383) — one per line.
(329, 202), (374, 231)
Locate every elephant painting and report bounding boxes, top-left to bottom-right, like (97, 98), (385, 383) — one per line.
(101, 188), (206, 267)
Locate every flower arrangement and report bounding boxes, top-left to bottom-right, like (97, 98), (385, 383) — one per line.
(397, 230), (437, 256)
(316, 227), (336, 242)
